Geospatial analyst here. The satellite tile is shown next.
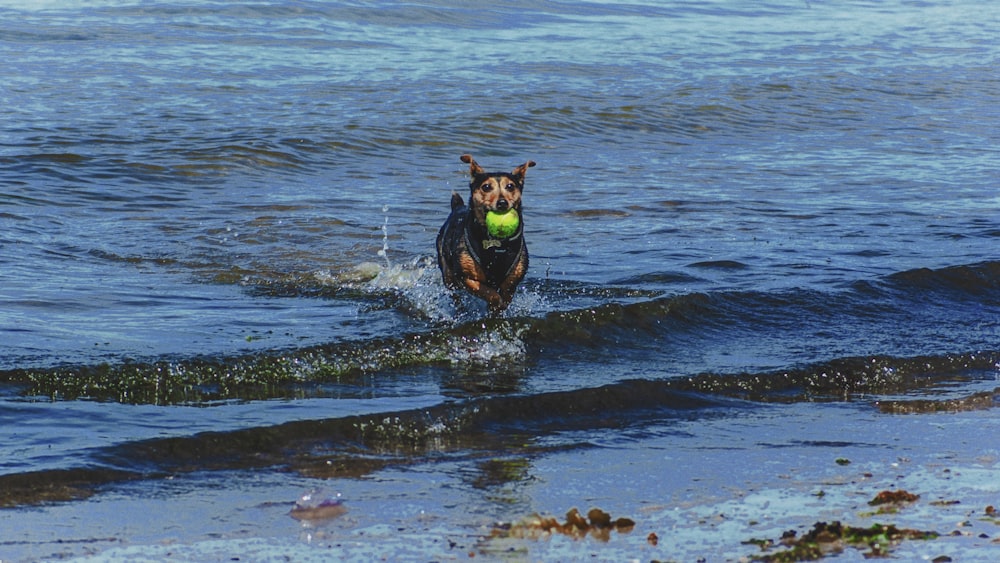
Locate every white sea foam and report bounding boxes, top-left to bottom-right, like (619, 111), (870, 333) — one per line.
(445, 322), (527, 366)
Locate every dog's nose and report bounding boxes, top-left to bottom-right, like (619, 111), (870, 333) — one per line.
(496, 199), (509, 211)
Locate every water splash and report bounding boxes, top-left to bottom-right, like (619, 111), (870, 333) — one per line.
(355, 204), (457, 320)
(376, 204), (391, 269)
(445, 321), (528, 365)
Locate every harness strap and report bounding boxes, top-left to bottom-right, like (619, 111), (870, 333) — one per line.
(464, 220), (524, 285)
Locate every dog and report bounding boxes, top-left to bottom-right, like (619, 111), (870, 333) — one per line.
(436, 154), (536, 314)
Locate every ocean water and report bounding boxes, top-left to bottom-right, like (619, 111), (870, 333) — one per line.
(1, 1), (999, 560)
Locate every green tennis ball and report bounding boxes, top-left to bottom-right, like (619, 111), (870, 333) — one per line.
(485, 209), (520, 238)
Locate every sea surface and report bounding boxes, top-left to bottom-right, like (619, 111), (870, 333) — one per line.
(1, 1), (999, 560)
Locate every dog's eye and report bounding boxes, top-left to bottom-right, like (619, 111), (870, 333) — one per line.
(479, 184), (493, 192)
(505, 183), (516, 191)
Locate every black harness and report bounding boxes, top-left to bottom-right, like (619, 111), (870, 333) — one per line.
(463, 217), (526, 288)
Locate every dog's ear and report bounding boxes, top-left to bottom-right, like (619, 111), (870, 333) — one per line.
(511, 160), (536, 180)
(460, 154), (485, 176)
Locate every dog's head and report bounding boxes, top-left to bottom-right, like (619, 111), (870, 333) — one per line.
(460, 154), (535, 223)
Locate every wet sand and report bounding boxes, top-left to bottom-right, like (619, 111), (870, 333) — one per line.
(4, 392), (998, 562)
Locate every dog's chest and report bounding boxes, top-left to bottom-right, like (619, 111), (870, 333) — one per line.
(470, 232), (525, 284)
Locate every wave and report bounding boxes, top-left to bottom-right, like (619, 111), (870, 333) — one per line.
(2, 261), (998, 404)
(2, 351), (998, 507)
(883, 260), (1000, 300)
(677, 351), (1000, 402)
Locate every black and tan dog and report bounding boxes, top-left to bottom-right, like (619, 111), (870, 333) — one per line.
(436, 154), (536, 314)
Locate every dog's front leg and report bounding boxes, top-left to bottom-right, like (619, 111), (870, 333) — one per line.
(462, 278), (506, 314)
(497, 254), (528, 311)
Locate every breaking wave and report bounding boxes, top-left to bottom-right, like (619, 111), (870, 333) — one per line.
(2, 261), (998, 404)
(2, 349), (998, 507)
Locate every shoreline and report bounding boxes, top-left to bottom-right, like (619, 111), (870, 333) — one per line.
(4, 396), (998, 562)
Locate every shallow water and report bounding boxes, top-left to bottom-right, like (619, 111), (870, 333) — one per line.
(1, 0), (999, 560)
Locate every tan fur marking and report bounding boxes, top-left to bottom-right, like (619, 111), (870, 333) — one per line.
(498, 256), (528, 304)
(461, 154), (485, 175)
(458, 253), (484, 282)
(470, 177), (523, 224)
(458, 253), (504, 309)
(511, 160), (536, 178)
